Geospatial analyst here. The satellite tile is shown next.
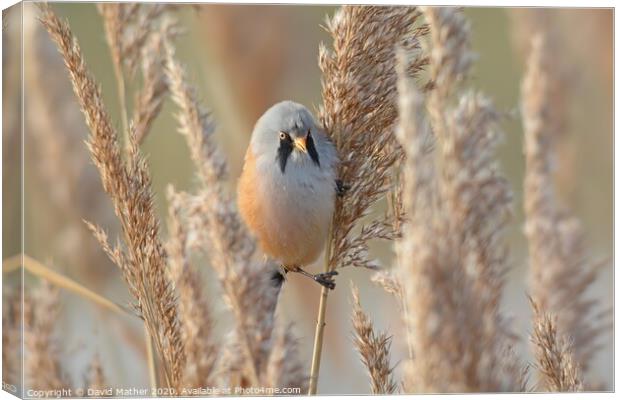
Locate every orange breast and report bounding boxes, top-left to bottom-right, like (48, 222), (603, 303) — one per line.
(237, 148), (325, 267)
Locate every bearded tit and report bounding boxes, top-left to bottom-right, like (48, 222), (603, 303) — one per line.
(238, 101), (343, 289)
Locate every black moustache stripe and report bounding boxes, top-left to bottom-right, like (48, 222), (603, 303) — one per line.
(307, 134), (320, 167)
(276, 132), (321, 174)
(277, 138), (293, 173)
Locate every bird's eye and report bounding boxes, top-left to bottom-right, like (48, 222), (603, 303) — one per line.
(279, 131), (288, 141)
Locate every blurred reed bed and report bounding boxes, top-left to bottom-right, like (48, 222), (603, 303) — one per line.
(393, 8), (523, 392)
(2, 5), (21, 261)
(2, 3), (612, 395)
(22, 5), (116, 286)
(521, 33), (611, 388)
(511, 8), (612, 240)
(3, 6), (24, 394)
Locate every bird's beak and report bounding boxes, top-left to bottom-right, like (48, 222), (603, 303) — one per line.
(294, 137), (308, 153)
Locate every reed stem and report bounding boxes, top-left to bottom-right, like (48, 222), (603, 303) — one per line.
(112, 59), (130, 155)
(144, 327), (158, 391)
(3, 254), (129, 317)
(308, 224), (334, 394)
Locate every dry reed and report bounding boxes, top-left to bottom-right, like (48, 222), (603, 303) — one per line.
(530, 299), (583, 391)
(370, 269), (402, 301)
(318, 5), (428, 272)
(310, 6), (428, 393)
(39, 4), (185, 389)
(511, 8), (583, 203)
(4, 255), (128, 317)
(166, 187), (218, 388)
(521, 34), (608, 375)
(132, 29), (170, 144)
(394, 8), (522, 392)
(98, 3), (173, 146)
(350, 284), (396, 394)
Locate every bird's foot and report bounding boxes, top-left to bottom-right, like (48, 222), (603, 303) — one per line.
(313, 270), (338, 290)
(336, 179), (350, 197)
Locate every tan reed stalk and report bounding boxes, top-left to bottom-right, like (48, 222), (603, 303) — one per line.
(3, 254), (129, 317)
(23, 282), (70, 391)
(421, 6), (475, 148)
(511, 9), (570, 136)
(132, 30), (169, 144)
(97, 3), (130, 147)
(97, 3), (172, 149)
(39, 5), (185, 389)
(394, 8), (523, 392)
(530, 299), (583, 391)
(521, 34), (609, 375)
(143, 327), (158, 390)
(164, 41), (303, 388)
(310, 6), (428, 393)
(350, 284), (396, 394)
(166, 187), (218, 388)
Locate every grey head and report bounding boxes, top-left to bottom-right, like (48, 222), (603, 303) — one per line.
(251, 101), (330, 174)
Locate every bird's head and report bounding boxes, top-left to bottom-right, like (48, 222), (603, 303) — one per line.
(250, 101), (324, 174)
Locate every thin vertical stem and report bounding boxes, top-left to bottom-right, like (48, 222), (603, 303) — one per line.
(112, 59), (130, 155)
(308, 224), (334, 394)
(308, 287), (329, 394)
(144, 327), (158, 392)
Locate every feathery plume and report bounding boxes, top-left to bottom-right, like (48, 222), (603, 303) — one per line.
(98, 3), (173, 146)
(97, 3), (170, 78)
(351, 284), (397, 394)
(131, 31), (168, 144)
(521, 34), (609, 374)
(166, 187), (218, 387)
(39, 5), (185, 389)
(370, 270), (402, 300)
(422, 7), (473, 98)
(319, 5), (428, 271)
(530, 299), (583, 392)
(310, 6), (429, 393)
(395, 9), (521, 392)
(421, 6), (474, 140)
(131, 17), (182, 144)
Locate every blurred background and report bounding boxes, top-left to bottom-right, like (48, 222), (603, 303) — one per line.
(3, 3), (613, 393)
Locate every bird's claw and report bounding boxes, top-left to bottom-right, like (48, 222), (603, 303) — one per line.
(336, 179), (350, 197)
(313, 270), (338, 290)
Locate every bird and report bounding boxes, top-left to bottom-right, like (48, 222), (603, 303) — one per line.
(237, 101), (342, 289)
